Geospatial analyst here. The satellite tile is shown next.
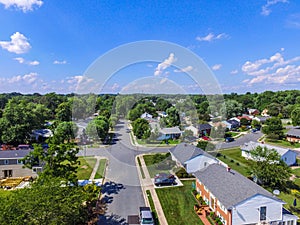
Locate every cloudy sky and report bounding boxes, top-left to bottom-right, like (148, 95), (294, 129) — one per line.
(0, 0), (300, 94)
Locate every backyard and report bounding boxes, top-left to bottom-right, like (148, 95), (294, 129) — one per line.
(156, 180), (203, 225)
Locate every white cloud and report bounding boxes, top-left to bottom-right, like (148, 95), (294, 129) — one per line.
(53, 60), (67, 65)
(211, 64), (222, 71)
(261, 0), (288, 16)
(241, 51), (300, 86)
(230, 69), (238, 74)
(111, 83), (120, 91)
(7, 72), (38, 84)
(154, 53), (176, 76)
(174, 66), (193, 73)
(196, 32), (229, 42)
(0, 32), (31, 54)
(14, 57), (39, 66)
(0, 0), (43, 12)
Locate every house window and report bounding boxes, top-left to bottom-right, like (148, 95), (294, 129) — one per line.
(17, 159), (23, 164)
(285, 157), (287, 162)
(260, 206), (267, 221)
(204, 162), (208, 167)
(4, 160), (9, 165)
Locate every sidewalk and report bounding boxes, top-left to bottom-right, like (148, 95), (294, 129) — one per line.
(136, 155), (168, 225)
(90, 156), (105, 180)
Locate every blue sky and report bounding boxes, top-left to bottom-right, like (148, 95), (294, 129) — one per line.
(0, 0), (300, 94)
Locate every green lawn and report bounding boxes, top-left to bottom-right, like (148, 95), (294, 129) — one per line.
(143, 153), (175, 178)
(293, 168), (300, 177)
(94, 159), (107, 179)
(156, 180), (203, 225)
(265, 139), (300, 148)
(216, 148), (253, 177)
(77, 157), (97, 180)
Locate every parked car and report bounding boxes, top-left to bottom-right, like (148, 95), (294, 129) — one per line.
(202, 136), (211, 141)
(225, 137), (234, 142)
(154, 173), (176, 186)
(140, 207), (154, 225)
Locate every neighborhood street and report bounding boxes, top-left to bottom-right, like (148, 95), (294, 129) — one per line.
(78, 120), (169, 225)
(77, 121), (264, 224)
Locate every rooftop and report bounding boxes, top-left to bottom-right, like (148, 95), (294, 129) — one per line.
(241, 141), (291, 156)
(194, 163), (283, 209)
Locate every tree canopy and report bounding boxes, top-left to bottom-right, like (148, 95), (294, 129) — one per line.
(249, 145), (291, 191)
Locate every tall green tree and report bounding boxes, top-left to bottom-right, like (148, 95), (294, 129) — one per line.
(161, 106), (180, 128)
(132, 118), (151, 139)
(0, 177), (100, 225)
(55, 121), (78, 143)
(262, 117), (284, 139)
(55, 101), (72, 122)
(0, 98), (50, 144)
(23, 140), (79, 184)
(250, 146), (291, 190)
(85, 116), (109, 142)
(291, 107), (300, 126)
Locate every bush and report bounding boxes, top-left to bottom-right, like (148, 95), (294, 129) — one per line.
(223, 155), (226, 159)
(216, 153), (222, 157)
(230, 159), (234, 163)
(236, 162), (240, 166)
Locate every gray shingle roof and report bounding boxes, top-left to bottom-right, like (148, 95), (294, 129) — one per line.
(160, 127), (182, 134)
(169, 143), (214, 165)
(0, 150), (31, 159)
(287, 128), (300, 138)
(198, 123), (212, 131)
(241, 141), (290, 156)
(194, 163), (283, 209)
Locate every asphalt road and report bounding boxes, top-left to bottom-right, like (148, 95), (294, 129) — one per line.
(218, 131), (263, 149)
(78, 120), (169, 225)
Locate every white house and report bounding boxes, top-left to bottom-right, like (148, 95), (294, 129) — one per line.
(241, 141), (297, 166)
(184, 125), (198, 137)
(141, 112), (152, 119)
(195, 163), (298, 225)
(169, 143), (217, 173)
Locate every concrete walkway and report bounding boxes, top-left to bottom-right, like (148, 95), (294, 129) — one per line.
(89, 156), (104, 180)
(136, 155), (168, 225)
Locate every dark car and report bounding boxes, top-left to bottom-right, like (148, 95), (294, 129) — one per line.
(154, 173), (176, 186)
(225, 137), (234, 142)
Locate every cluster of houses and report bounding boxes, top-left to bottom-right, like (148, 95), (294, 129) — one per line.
(0, 129), (52, 179)
(169, 142), (298, 225)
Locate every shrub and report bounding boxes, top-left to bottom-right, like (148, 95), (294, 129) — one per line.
(223, 155), (226, 159)
(236, 162), (240, 166)
(230, 159), (234, 163)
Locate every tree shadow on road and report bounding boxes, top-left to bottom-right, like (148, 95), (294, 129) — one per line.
(98, 214), (127, 225)
(101, 181), (125, 195)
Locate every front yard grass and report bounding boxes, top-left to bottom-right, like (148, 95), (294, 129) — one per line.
(77, 157), (97, 180)
(156, 180), (203, 225)
(143, 153), (175, 178)
(265, 139), (300, 149)
(94, 159), (107, 179)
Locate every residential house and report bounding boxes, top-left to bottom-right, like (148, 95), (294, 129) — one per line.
(169, 143), (217, 173)
(141, 112), (153, 120)
(198, 123), (212, 137)
(194, 163), (298, 225)
(184, 125), (198, 137)
(252, 116), (271, 124)
(241, 141), (297, 166)
(157, 127), (182, 141)
(248, 108), (260, 116)
(237, 115), (252, 124)
(261, 109), (270, 117)
(226, 119), (240, 130)
(0, 150), (40, 178)
(286, 127), (300, 143)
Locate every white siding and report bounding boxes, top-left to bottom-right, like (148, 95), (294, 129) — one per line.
(232, 194), (283, 225)
(185, 156), (217, 173)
